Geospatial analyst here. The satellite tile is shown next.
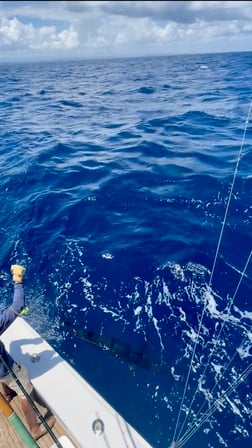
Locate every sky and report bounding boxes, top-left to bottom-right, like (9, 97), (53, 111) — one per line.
(0, 1), (252, 63)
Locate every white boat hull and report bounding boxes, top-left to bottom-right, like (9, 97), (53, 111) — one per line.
(1, 317), (152, 448)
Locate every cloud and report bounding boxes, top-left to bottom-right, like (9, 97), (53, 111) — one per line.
(0, 15), (79, 50)
(66, 1), (252, 24)
(0, 1), (251, 62)
(31, 25), (79, 50)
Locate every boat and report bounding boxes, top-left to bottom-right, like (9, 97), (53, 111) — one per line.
(0, 315), (153, 448)
(0, 103), (251, 448)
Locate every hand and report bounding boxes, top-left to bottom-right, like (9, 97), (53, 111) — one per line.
(11, 265), (26, 283)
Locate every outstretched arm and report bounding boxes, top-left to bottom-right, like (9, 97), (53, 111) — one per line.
(0, 265), (26, 334)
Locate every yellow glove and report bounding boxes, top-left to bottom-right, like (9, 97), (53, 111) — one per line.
(11, 265), (26, 283)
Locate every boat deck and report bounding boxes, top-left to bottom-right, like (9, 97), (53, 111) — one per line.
(1, 317), (153, 448)
(0, 384), (78, 448)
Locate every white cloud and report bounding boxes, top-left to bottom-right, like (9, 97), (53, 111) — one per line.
(31, 25), (79, 50)
(0, 15), (79, 51)
(0, 1), (251, 62)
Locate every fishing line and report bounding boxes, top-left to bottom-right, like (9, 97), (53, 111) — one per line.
(176, 249), (251, 440)
(178, 362), (252, 447)
(171, 293), (207, 445)
(170, 101), (252, 447)
(209, 100), (252, 286)
(180, 331), (251, 446)
(0, 354), (64, 448)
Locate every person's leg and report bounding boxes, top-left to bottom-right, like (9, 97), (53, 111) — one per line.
(20, 396), (40, 432)
(20, 396), (55, 439)
(0, 382), (17, 402)
(6, 363), (55, 439)
(30, 388), (53, 419)
(1, 378), (50, 438)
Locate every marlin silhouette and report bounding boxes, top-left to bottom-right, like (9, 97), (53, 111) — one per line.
(64, 321), (164, 371)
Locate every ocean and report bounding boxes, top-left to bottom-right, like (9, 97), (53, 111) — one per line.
(0, 51), (251, 448)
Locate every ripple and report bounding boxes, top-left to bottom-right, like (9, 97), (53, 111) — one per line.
(0, 52), (251, 448)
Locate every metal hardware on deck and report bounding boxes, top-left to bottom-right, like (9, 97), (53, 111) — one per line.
(92, 418), (104, 436)
(30, 353), (40, 363)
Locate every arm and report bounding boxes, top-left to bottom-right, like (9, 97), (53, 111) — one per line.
(0, 265), (26, 334)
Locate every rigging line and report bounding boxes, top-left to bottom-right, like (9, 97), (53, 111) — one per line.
(179, 363), (252, 447)
(209, 100), (252, 287)
(176, 249), (252, 438)
(178, 354), (237, 446)
(178, 362), (252, 448)
(180, 330), (250, 444)
(171, 294), (208, 443)
(172, 101), (252, 445)
(171, 101), (252, 446)
(230, 250), (252, 304)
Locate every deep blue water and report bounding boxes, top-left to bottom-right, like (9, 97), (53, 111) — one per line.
(0, 51), (251, 448)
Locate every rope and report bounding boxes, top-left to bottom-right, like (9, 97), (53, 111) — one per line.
(0, 354), (64, 448)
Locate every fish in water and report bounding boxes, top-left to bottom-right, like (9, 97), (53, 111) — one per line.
(74, 327), (151, 369)
(64, 321), (165, 372)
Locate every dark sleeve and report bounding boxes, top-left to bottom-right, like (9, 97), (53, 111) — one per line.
(0, 283), (25, 334)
